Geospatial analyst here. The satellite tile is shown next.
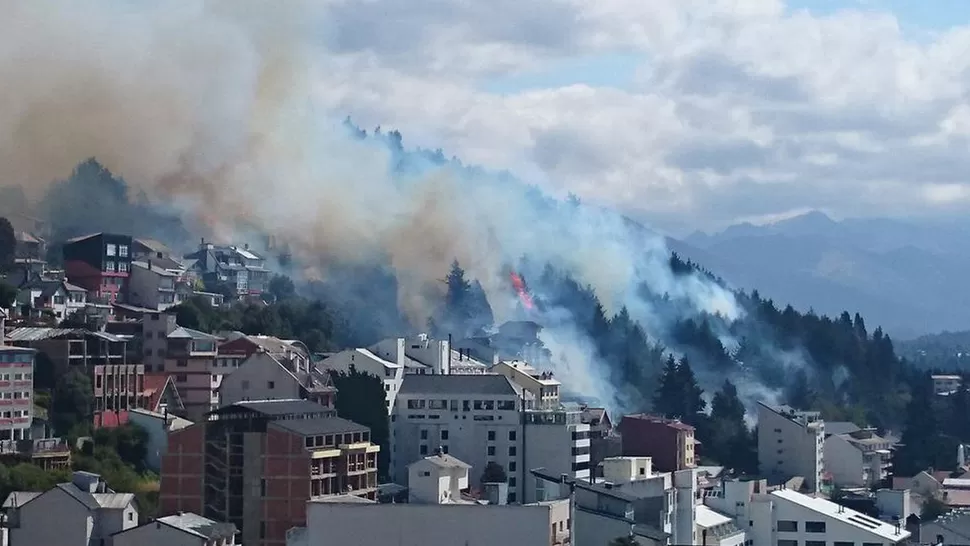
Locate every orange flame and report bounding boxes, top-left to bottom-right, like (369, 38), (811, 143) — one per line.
(509, 271), (535, 310)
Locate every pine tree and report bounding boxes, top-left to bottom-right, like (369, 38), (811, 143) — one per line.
(676, 356), (706, 421)
(653, 355), (682, 417)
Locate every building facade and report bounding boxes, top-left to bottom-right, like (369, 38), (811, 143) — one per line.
(932, 374), (962, 395)
(127, 260), (178, 311)
(618, 414), (697, 472)
(757, 403), (825, 493)
(318, 348), (403, 412)
(160, 400), (378, 546)
(63, 232), (133, 303)
(164, 326), (219, 420)
(14, 279), (87, 322)
(0, 346), (34, 441)
(184, 241), (269, 298)
(823, 427), (893, 488)
(113, 512), (237, 546)
(217, 351), (336, 408)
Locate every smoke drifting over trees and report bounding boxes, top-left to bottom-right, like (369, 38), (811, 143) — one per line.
(0, 1), (930, 438)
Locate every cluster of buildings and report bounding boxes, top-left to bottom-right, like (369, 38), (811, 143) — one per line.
(0, 228), (959, 545)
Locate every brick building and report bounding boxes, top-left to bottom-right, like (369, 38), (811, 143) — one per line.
(160, 399), (379, 546)
(617, 414), (697, 472)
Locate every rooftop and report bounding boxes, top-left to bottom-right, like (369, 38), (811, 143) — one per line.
(232, 399), (335, 417)
(167, 327), (219, 341)
(157, 513), (238, 540)
(399, 374), (518, 396)
(825, 421), (863, 436)
(621, 413), (694, 432)
(696, 505), (733, 528)
(272, 415), (369, 437)
(131, 260), (177, 277)
(771, 488), (909, 541)
(414, 453), (471, 470)
(5, 327), (124, 343)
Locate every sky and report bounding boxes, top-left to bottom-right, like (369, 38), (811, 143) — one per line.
(306, 0), (970, 236)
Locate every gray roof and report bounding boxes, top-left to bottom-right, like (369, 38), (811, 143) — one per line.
(272, 416), (369, 437)
(92, 492), (136, 509)
(2, 491), (40, 508)
(55, 483), (103, 510)
(131, 260), (177, 277)
(157, 513), (238, 540)
(311, 494), (377, 504)
(167, 327), (218, 341)
(399, 374), (518, 396)
(826, 421), (863, 435)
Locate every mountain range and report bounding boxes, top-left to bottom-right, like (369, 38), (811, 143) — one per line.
(660, 211), (970, 340)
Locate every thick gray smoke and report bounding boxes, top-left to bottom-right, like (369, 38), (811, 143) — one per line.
(0, 0), (762, 416)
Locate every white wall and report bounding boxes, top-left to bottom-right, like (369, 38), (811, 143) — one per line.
(114, 521), (207, 546)
(824, 435), (865, 488)
(303, 501), (562, 546)
(218, 352), (302, 405)
(757, 405), (824, 492)
(522, 418), (590, 504)
(11, 488), (93, 546)
(319, 349), (402, 412)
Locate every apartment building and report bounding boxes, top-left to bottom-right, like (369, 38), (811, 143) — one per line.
(3, 471), (138, 546)
(824, 427), (893, 488)
(164, 326), (219, 420)
(757, 403), (825, 493)
(392, 373), (590, 504)
(142, 311), (178, 372)
(490, 360), (561, 409)
(318, 347), (403, 412)
(292, 453), (571, 546)
(704, 478), (909, 546)
(127, 260), (178, 311)
(4, 327), (143, 414)
(160, 399), (378, 546)
(932, 374), (963, 395)
(184, 240), (269, 298)
(218, 351), (336, 407)
(0, 346), (34, 441)
(14, 279), (87, 322)
(63, 232), (133, 303)
(618, 414), (697, 472)
(217, 334), (311, 373)
(370, 334), (491, 376)
(113, 512), (238, 546)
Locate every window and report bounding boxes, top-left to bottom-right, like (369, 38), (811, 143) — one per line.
(118, 262), (128, 273)
(127, 512), (134, 522)
(508, 446), (517, 456)
(462, 400), (470, 411)
(508, 477), (516, 487)
(175, 374), (187, 383)
(488, 431), (495, 441)
(176, 359), (188, 368)
(419, 445), (428, 455)
(777, 541), (798, 546)
(833, 542), (853, 546)
(260, 522), (266, 539)
(151, 313), (159, 321)
(104, 261), (116, 272)
(509, 430), (516, 441)
(862, 543), (881, 546)
(487, 446), (496, 456)
(267, 381), (275, 389)
(260, 479), (266, 496)
(508, 493), (516, 503)
(449, 400), (458, 411)
(806, 542), (825, 546)
(777, 521), (798, 532)
(805, 521), (826, 533)
(442, 445), (449, 454)
(420, 430), (428, 440)
(441, 430), (449, 440)
(119, 245), (129, 257)
(106, 244), (117, 256)
(508, 461), (516, 472)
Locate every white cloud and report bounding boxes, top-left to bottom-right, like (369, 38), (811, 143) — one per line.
(304, 0), (970, 233)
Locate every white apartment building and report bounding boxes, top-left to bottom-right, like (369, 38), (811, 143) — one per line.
(705, 478), (910, 546)
(757, 403), (824, 493)
(369, 334), (491, 375)
(491, 360), (561, 409)
(824, 428), (893, 488)
(0, 345), (34, 441)
(318, 347), (403, 412)
(932, 374), (962, 395)
(290, 453), (570, 546)
(392, 373), (591, 505)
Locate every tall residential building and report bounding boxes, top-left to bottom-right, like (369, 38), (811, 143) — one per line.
(756, 403), (825, 493)
(391, 374), (590, 504)
(160, 399), (379, 546)
(62, 232), (133, 303)
(490, 360), (561, 410)
(164, 326), (220, 420)
(618, 414), (697, 472)
(0, 345), (34, 441)
(823, 427), (893, 488)
(183, 240), (269, 298)
(142, 311), (178, 373)
(127, 260), (178, 311)
(318, 347), (404, 412)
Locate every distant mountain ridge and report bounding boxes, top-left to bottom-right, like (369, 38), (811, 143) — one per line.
(671, 211), (970, 339)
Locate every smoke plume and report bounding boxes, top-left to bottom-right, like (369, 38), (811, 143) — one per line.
(0, 1), (769, 415)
